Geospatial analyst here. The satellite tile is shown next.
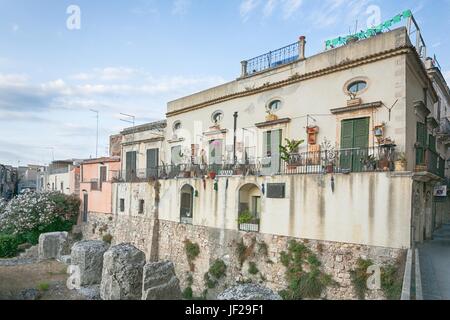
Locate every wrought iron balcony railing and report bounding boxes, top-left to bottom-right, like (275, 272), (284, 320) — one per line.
(243, 42), (299, 76)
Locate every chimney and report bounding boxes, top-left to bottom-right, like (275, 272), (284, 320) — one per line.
(299, 36), (306, 60)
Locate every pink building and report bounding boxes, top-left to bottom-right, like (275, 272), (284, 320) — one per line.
(79, 157), (121, 224)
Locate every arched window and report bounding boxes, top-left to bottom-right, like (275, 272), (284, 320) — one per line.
(173, 121), (182, 132)
(180, 184), (194, 225)
(267, 99), (282, 113)
(238, 183), (261, 232)
(347, 81), (367, 94)
(211, 110), (224, 125)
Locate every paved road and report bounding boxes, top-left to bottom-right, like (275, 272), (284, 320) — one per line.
(419, 223), (450, 300)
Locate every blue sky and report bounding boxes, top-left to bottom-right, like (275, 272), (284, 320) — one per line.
(1, 0), (449, 166)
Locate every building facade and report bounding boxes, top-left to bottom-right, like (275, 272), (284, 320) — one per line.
(81, 24), (450, 299)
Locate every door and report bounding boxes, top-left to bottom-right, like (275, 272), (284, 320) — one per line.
(83, 194), (88, 223)
(126, 151), (137, 181)
(99, 166), (107, 190)
(146, 149), (159, 178)
(416, 122), (426, 165)
(262, 129), (282, 175)
(340, 118), (369, 171)
(209, 139), (223, 174)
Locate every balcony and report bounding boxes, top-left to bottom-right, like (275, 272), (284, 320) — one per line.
(113, 147), (409, 183)
(241, 41), (301, 77)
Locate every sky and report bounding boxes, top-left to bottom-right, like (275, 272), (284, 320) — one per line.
(1, 0), (449, 166)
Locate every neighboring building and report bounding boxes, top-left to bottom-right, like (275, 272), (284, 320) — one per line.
(79, 157), (121, 226)
(84, 14), (450, 299)
(0, 164), (17, 200)
(45, 160), (81, 195)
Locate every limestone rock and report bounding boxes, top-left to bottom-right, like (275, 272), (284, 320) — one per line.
(142, 261), (181, 300)
(217, 284), (282, 300)
(38, 232), (69, 261)
(100, 243), (146, 300)
(71, 240), (110, 286)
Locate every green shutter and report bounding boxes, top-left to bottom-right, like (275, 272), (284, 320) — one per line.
(340, 120), (354, 170)
(416, 123), (426, 165)
(340, 118), (369, 171)
(429, 134), (436, 153)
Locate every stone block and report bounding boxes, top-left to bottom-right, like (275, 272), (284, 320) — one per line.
(38, 232), (69, 261)
(71, 240), (110, 286)
(142, 261), (181, 300)
(100, 243), (146, 300)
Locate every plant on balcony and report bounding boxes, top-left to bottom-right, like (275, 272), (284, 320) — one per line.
(320, 139), (336, 173)
(360, 154), (377, 171)
(394, 152), (407, 172)
(238, 210), (256, 225)
(280, 139), (304, 169)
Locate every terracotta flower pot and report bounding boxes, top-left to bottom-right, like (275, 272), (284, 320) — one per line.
(209, 172), (216, 179)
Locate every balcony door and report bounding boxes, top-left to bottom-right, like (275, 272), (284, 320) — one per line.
(262, 129), (282, 175)
(146, 148), (159, 178)
(340, 118), (369, 171)
(126, 151), (137, 181)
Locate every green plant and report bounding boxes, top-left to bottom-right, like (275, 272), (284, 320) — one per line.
(349, 258), (374, 300)
(184, 239), (200, 271)
(204, 272), (218, 289)
(37, 282), (50, 292)
(248, 261), (259, 275)
(186, 274), (194, 287)
(237, 210), (255, 225)
(280, 139), (304, 164)
(182, 287), (193, 299)
(381, 264), (402, 300)
(209, 259), (227, 279)
(279, 240), (335, 300)
(257, 241), (268, 257)
(102, 233), (113, 244)
(0, 234), (19, 258)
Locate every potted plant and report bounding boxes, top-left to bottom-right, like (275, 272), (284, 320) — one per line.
(320, 138), (336, 173)
(280, 139), (304, 171)
(238, 210), (254, 225)
(360, 154), (377, 171)
(208, 171), (217, 179)
(395, 152), (407, 171)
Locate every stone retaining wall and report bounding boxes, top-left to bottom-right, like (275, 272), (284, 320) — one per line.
(82, 213), (406, 300)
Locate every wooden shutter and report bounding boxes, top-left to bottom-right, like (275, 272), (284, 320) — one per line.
(416, 122), (426, 165)
(340, 120), (354, 170)
(146, 149), (159, 169)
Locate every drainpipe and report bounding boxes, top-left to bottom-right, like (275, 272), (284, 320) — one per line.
(233, 112), (238, 165)
(299, 36), (306, 60)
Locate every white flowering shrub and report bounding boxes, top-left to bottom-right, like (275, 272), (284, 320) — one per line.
(0, 191), (80, 246)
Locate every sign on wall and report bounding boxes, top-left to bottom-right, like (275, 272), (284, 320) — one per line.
(433, 185), (447, 197)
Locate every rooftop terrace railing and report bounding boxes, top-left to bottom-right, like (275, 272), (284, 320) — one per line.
(243, 42), (300, 76)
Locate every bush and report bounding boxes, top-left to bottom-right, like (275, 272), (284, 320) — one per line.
(182, 287), (193, 299)
(184, 239), (200, 271)
(349, 258), (374, 300)
(0, 234), (20, 258)
(209, 259), (227, 279)
(0, 191), (80, 251)
(102, 234), (113, 244)
(248, 261), (259, 275)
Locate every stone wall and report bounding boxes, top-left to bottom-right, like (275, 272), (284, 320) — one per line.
(86, 214), (406, 300)
(80, 212), (115, 241)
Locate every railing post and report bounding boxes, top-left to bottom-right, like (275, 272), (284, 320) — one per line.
(299, 36), (306, 60)
(240, 60), (248, 78)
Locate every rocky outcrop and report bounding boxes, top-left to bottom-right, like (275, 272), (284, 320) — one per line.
(71, 240), (110, 286)
(142, 261), (181, 300)
(100, 243), (146, 300)
(38, 232), (70, 261)
(217, 284), (282, 300)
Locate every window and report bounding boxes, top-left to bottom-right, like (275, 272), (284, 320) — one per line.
(267, 100), (282, 113)
(347, 81), (367, 94)
(139, 200), (144, 214)
(211, 110), (224, 124)
(120, 199), (125, 212)
(61, 182), (64, 191)
(99, 166), (107, 189)
(173, 121), (182, 132)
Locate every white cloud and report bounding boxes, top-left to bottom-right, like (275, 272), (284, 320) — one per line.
(240, 0), (261, 21)
(282, 0), (303, 20)
(263, 0), (278, 17)
(172, 0), (191, 16)
(0, 73), (29, 86)
(70, 67), (141, 82)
